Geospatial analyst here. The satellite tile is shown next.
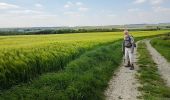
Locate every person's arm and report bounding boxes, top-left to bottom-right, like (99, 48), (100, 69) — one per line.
(130, 36), (135, 53)
(122, 41), (125, 55)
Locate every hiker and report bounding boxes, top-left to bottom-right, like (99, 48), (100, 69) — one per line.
(122, 30), (135, 70)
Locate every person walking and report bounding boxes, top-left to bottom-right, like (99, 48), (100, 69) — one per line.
(122, 29), (135, 70)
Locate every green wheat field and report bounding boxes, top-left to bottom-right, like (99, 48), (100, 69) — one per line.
(0, 30), (169, 100)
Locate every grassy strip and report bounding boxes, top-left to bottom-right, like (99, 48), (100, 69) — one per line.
(150, 33), (170, 62)
(0, 41), (122, 100)
(137, 42), (170, 100)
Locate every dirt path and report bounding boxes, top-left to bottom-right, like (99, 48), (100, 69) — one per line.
(145, 39), (170, 87)
(105, 42), (141, 100)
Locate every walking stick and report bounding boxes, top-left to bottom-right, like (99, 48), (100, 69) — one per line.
(122, 42), (125, 64)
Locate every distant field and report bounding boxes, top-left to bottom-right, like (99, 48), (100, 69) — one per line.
(0, 30), (169, 90)
(0, 30), (169, 49)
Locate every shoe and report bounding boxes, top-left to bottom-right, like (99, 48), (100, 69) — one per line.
(130, 64), (134, 70)
(125, 64), (130, 67)
(125, 61), (130, 67)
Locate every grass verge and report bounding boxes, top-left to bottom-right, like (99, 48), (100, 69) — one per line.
(0, 41), (122, 100)
(150, 33), (170, 62)
(137, 42), (170, 100)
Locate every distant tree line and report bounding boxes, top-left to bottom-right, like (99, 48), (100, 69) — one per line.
(0, 28), (165, 36)
(34, 28), (123, 34)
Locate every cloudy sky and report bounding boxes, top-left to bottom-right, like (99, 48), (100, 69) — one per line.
(0, 0), (170, 27)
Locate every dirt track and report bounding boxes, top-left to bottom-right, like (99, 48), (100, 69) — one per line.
(105, 39), (170, 100)
(145, 39), (170, 87)
(105, 42), (141, 100)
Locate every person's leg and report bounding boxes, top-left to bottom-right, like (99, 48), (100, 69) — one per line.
(128, 48), (134, 70)
(125, 48), (130, 67)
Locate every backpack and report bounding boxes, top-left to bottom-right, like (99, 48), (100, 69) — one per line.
(124, 35), (136, 48)
(124, 36), (132, 48)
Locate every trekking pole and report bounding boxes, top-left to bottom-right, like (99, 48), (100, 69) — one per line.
(123, 55), (125, 64)
(123, 49), (125, 64)
(123, 54), (125, 64)
(122, 41), (125, 64)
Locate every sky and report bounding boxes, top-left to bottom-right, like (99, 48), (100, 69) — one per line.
(0, 0), (170, 27)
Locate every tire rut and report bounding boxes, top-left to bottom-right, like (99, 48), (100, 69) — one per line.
(145, 39), (170, 87)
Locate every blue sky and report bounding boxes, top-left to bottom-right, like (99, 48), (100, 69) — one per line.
(0, 0), (170, 27)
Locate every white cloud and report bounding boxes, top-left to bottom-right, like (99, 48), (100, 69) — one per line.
(0, 2), (19, 9)
(133, 0), (166, 5)
(0, 14), (61, 28)
(64, 11), (84, 17)
(153, 6), (170, 13)
(64, 1), (73, 8)
(107, 14), (117, 17)
(63, 1), (89, 16)
(76, 2), (83, 6)
(134, 0), (146, 4)
(64, 4), (70, 8)
(122, 5), (170, 24)
(78, 7), (89, 11)
(128, 8), (140, 12)
(64, 11), (75, 15)
(9, 10), (43, 15)
(150, 0), (164, 5)
(35, 4), (43, 8)
(67, 1), (74, 5)
(64, 1), (88, 11)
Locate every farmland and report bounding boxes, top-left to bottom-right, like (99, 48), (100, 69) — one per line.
(0, 30), (170, 99)
(1, 32), (122, 89)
